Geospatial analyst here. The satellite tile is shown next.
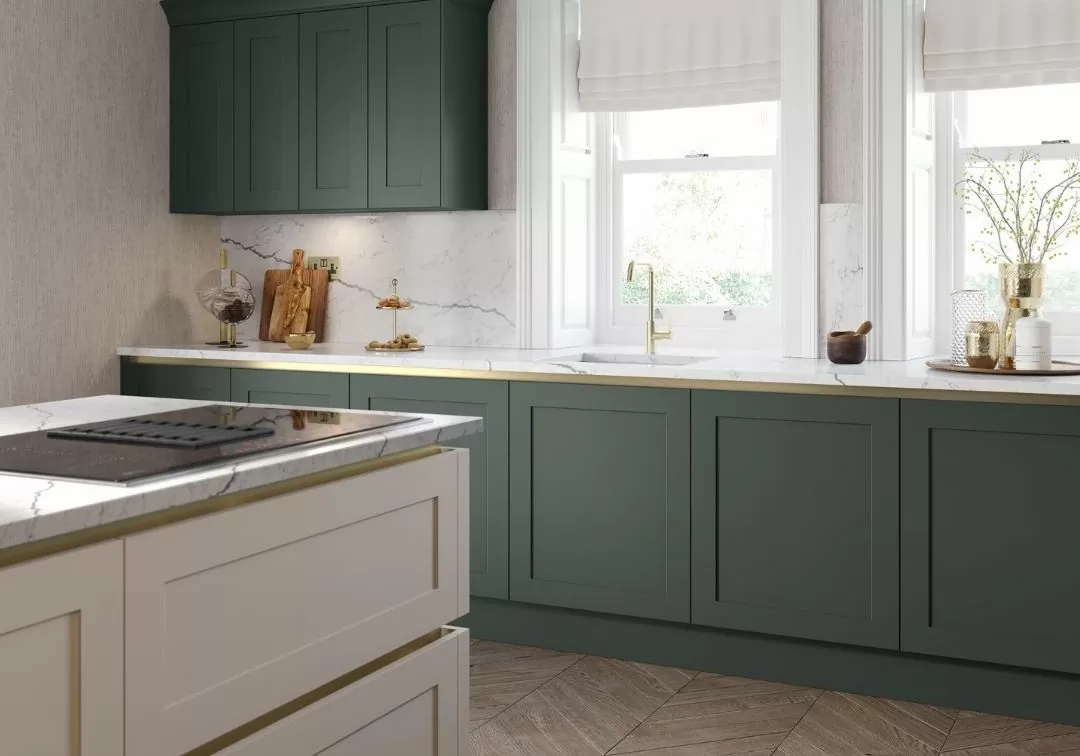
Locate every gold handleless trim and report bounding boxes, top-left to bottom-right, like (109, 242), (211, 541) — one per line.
(125, 354), (1080, 407)
(0, 445), (445, 569)
(182, 627), (453, 756)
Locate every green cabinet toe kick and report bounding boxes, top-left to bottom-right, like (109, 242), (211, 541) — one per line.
(121, 358), (1080, 685)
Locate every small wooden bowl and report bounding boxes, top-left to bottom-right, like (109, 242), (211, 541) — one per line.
(285, 331), (317, 350)
(827, 331), (867, 365)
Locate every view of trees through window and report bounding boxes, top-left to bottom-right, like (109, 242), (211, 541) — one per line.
(615, 103), (778, 310)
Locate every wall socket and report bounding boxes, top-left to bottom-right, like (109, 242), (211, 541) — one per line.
(307, 256), (341, 281)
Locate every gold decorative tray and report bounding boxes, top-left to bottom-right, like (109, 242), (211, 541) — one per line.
(365, 345), (425, 353)
(926, 360), (1080, 377)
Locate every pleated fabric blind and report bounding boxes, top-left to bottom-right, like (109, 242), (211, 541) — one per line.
(924, 0), (1080, 92)
(577, 0), (781, 113)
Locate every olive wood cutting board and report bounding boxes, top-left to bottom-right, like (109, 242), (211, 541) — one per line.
(258, 267), (329, 343)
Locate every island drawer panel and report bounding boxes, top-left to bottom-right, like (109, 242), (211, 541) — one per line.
(124, 449), (468, 756)
(219, 627), (469, 756)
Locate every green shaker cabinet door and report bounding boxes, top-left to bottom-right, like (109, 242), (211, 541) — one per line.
(121, 362), (231, 403)
(368, 1), (441, 210)
(902, 400), (1080, 674)
(509, 383), (691, 623)
(170, 22), (234, 214)
(692, 392), (900, 650)
(230, 369), (348, 408)
(299, 9), (368, 211)
(234, 15), (299, 213)
(351, 376), (509, 600)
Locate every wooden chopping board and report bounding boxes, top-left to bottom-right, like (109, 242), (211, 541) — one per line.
(259, 267), (330, 343)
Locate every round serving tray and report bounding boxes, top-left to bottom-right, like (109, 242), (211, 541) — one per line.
(365, 345), (426, 353)
(375, 304), (414, 311)
(926, 359), (1080, 376)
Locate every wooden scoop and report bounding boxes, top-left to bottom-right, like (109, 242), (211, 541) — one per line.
(829, 321), (873, 339)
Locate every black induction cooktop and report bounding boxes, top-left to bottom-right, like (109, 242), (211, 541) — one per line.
(0, 405), (424, 485)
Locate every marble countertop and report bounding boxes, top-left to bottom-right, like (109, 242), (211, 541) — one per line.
(118, 342), (1080, 401)
(0, 395), (481, 552)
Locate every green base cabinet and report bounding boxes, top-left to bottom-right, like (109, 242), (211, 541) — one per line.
(351, 376), (508, 599)
(692, 392), (900, 649)
(902, 400), (1080, 674)
(230, 369), (349, 408)
(121, 362), (231, 403)
(509, 383), (691, 623)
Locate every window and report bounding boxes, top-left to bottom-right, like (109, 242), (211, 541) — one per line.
(601, 102), (781, 348)
(937, 83), (1080, 352)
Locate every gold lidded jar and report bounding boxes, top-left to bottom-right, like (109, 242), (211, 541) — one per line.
(965, 320), (1001, 370)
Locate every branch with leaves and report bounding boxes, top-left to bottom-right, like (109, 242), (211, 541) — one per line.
(956, 150), (1080, 265)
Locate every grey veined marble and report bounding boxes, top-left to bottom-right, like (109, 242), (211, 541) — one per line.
(0, 395), (482, 552)
(220, 212), (518, 349)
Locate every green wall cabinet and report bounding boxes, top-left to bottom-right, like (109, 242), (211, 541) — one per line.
(351, 376), (509, 600)
(121, 363), (231, 403)
(163, 0), (490, 215)
(299, 9), (368, 211)
(509, 383), (691, 623)
(234, 15), (300, 213)
(170, 22), (234, 214)
(902, 400), (1080, 675)
(692, 392), (900, 649)
(230, 368), (349, 408)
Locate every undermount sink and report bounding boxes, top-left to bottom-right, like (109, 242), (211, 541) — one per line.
(547, 352), (710, 367)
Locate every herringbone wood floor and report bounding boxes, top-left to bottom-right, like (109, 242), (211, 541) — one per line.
(469, 640), (1080, 756)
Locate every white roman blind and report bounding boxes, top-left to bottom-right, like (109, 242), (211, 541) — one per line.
(577, 0), (781, 112)
(924, 0), (1080, 92)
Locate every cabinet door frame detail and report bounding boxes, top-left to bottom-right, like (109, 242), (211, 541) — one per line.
(691, 391), (901, 649)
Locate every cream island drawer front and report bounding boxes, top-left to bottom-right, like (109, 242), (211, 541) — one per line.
(124, 449), (469, 756)
(219, 627), (470, 756)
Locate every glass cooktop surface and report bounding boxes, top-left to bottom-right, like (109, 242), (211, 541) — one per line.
(0, 405), (424, 485)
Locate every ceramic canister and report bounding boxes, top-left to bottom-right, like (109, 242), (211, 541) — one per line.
(1014, 316), (1052, 371)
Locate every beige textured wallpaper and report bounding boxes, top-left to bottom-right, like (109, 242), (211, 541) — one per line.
(0, 0), (219, 406)
(489, 0), (517, 210)
(822, 0), (864, 204)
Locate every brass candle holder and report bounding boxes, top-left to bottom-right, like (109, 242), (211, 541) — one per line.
(965, 320), (1001, 370)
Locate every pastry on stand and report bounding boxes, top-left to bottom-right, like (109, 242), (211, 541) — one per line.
(366, 279), (425, 352)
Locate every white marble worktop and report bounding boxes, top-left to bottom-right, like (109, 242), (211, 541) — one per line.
(118, 343), (1080, 400)
(0, 395), (481, 552)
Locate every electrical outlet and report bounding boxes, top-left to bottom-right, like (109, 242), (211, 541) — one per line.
(307, 256), (341, 281)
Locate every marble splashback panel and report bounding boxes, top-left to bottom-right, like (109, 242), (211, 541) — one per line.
(220, 212), (518, 348)
(820, 203), (865, 348)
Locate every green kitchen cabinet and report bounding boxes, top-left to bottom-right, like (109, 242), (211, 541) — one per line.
(509, 383), (691, 623)
(163, 0), (489, 216)
(299, 8), (368, 211)
(120, 362), (231, 403)
(691, 392), (901, 649)
(230, 368), (348, 408)
(351, 376), (509, 599)
(170, 22), (234, 214)
(233, 15), (300, 213)
(902, 400), (1080, 674)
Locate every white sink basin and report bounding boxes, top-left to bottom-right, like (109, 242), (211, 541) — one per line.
(547, 352), (710, 367)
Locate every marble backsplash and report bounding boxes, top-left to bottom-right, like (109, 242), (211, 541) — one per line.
(819, 202), (865, 348)
(221, 211), (518, 348)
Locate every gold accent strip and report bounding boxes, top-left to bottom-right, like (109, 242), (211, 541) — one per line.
(0, 445), (444, 570)
(125, 355), (1080, 407)
(182, 628), (452, 756)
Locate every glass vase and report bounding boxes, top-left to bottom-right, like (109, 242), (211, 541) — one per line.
(998, 263), (1045, 370)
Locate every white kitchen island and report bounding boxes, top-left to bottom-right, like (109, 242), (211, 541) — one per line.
(0, 395), (480, 756)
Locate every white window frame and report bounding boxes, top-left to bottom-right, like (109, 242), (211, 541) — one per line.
(595, 112), (782, 350)
(932, 90), (1080, 355)
(516, 0), (820, 356)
